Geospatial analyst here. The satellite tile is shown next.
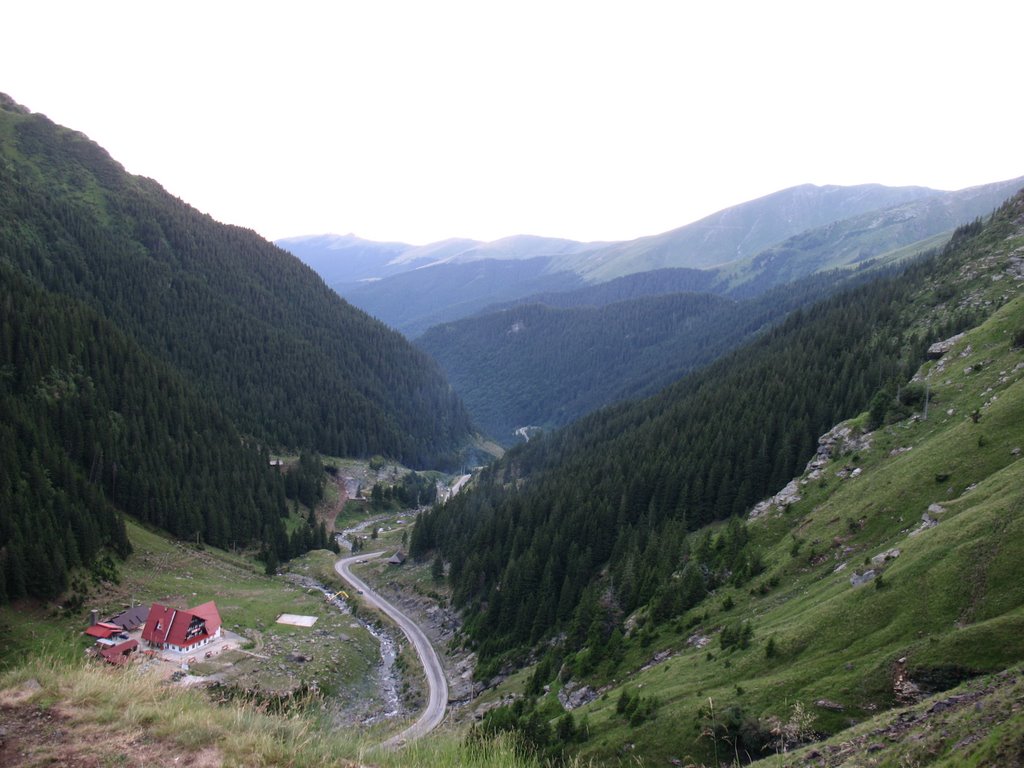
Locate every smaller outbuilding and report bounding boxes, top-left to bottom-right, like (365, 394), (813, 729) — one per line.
(84, 622), (123, 640)
(99, 639), (138, 665)
(386, 551), (407, 566)
(109, 605), (150, 632)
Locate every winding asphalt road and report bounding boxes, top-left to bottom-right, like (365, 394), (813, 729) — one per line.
(334, 551), (448, 748)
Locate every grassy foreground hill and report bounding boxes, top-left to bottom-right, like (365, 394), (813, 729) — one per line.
(561, 307), (1024, 763)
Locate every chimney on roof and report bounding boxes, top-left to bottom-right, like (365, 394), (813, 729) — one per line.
(89, 609), (99, 626)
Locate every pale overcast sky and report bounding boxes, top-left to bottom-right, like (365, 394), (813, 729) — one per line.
(3, 1), (1021, 245)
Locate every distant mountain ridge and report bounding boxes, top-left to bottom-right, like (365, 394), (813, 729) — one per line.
(276, 232), (600, 289)
(722, 176), (1024, 297)
(279, 183), (944, 285)
(552, 182), (942, 279)
(280, 177), (1023, 335)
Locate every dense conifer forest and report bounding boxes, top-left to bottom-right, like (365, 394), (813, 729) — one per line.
(0, 95), (471, 600)
(412, 215), (1000, 670)
(0, 265), (288, 600)
(0, 95), (471, 468)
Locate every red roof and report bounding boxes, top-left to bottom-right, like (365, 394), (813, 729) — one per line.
(189, 601), (222, 636)
(84, 622), (122, 639)
(141, 601), (222, 649)
(100, 639), (138, 665)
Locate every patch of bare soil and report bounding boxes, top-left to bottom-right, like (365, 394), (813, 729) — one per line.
(322, 471), (350, 533)
(0, 680), (223, 767)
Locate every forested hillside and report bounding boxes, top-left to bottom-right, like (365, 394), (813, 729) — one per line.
(418, 269), (876, 440)
(0, 93), (474, 602)
(411, 203), (1017, 665)
(0, 95), (471, 468)
(418, 293), (731, 439)
(0, 265), (289, 601)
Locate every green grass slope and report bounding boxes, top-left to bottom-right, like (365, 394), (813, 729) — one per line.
(448, 196), (1024, 766)
(561, 273), (1024, 764)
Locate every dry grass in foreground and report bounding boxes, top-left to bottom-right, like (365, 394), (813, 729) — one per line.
(0, 657), (573, 768)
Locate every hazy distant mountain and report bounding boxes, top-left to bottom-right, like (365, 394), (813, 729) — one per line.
(722, 176), (1024, 297)
(341, 257), (585, 336)
(428, 234), (606, 264)
(277, 232), (603, 289)
(550, 183), (942, 280)
(284, 179), (1022, 336)
(274, 234), (438, 285)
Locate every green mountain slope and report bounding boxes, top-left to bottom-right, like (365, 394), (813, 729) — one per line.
(416, 270), (864, 441)
(416, 292), (733, 440)
(0, 95), (471, 468)
(565, 266), (1024, 765)
(0, 263), (288, 601)
(411, 194), (1024, 763)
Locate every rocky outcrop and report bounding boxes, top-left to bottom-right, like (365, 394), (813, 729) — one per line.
(814, 698), (845, 712)
(750, 423), (871, 518)
(749, 479), (802, 519)
(892, 657), (923, 705)
(870, 548), (901, 566)
(808, 425), (871, 474)
(558, 681), (599, 711)
(926, 332), (966, 359)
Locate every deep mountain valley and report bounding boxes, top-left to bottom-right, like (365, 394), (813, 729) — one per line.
(283, 176), (1023, 444)
(2, 91), (1023, 768)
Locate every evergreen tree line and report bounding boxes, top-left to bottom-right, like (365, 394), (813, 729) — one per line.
(370, 471), (438, 510)
(0, 101), (472, 469)
(283, 452), (327, 511)
(0, 265), (295, 601)
(411, 211), (1009, 665)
